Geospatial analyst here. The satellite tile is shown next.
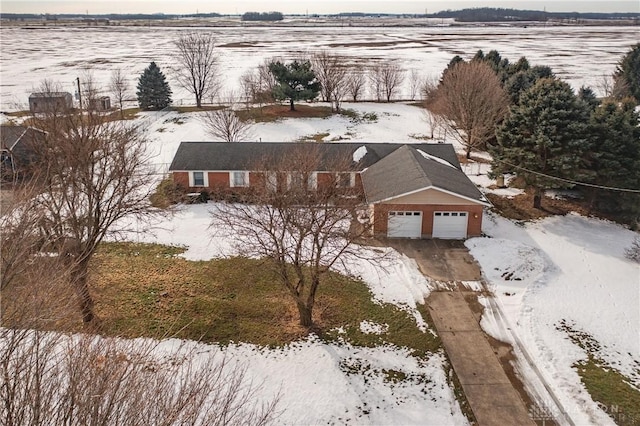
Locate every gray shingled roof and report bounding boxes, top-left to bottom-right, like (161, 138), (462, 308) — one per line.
(29, 92), (72, 99)
(361, 145), (489, 205)
(168, 142), (460, 172)
(1, 125), (46, 151)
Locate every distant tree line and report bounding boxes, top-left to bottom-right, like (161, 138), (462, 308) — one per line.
(431, 7), (639, 22)
(0, 12), (221, 20)
(0, 13), (176, 20)
(241, 11), (284, 21)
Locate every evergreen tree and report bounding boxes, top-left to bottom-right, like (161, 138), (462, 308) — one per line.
(491, 78), (592, 208)
(613, 43), (640, 104)
(578, 86), (600, 110)
(504, 65), (554, 104)
(136, 62), (172, 110)
(268, 60), (320, 111)
(586, 99), (640, 217)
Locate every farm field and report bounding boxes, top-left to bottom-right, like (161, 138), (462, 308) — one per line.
(1, 24), (639, 109)
(1, 22), (639, 425)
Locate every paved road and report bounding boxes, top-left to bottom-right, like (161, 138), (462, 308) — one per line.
(386, 239), (535, 426)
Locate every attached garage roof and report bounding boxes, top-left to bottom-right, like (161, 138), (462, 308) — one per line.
(362, 145), (490, 205)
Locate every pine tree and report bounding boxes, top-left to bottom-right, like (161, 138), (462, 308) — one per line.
(504, 65), (554, 105)
(268, 60), (320, 111)
(491, 78), (592, 208)
(136, 62), (172, 110)
(586, 99), (640, 217)
(613, 43), (640, 104)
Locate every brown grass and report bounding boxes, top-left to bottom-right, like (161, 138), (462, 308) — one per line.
(487, 191), (593, 221)
(237, 104), (334, 123)
(173, 105), (225, 113)
(88, 242), (439, 354)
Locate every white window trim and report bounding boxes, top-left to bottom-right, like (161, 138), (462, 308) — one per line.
(336, 172), (356, 188)
(189, 171), (208, 187)
(286, 172), (316, 190)
(308, 172), (318, 190)
(229, 171), (250, 188)
(266, 171), (277, 192)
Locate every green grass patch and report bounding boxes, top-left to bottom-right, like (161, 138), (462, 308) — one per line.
(558, 320), (640, 425)
(236, 104), (334, 123)
(577, 357), (640, 425)
(105, 107), (141, 121)
(92, 242), (439, 356)
(172, 105), (225, 113)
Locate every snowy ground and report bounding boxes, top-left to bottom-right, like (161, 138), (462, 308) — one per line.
(467, 213), (639, 425)
(1, 25), (639, 110)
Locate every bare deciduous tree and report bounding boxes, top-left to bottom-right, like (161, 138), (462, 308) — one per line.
(408, 69), (423, 101)
(369, 62), (404, 102)
(1, 178), (280, 426)
(368, 65), (384, 102)
(110, 68), (129, 119)
(311, 51), (348, 111)
(79, 70), (100, 110)
(0, 328), (280, 426)
(421, 76), (444, 139)
(201, 92), (254, 142)
(211, 145), (374, 327)
(24, 83), (159, 327)
(239, 59), (278, 110)
(345, 70), (366, 102)
(380, 61), (404, 102)
(1, 182), (78, 331)
(430, 61), (509, 158)
(174, 33), (220, 108)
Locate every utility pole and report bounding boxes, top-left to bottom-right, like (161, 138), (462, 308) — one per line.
(76, 77), (82, 109)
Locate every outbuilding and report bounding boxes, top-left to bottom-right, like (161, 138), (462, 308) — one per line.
(28, 92), (73, 113)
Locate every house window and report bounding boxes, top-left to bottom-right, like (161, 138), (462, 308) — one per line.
(336, 172), (355, 188)
(308, 172), (318, 190)
(230, 171), (249, 187)
(266, 172), (278, 192)
(287, 172), (316, 191)
(190, 171), (207, 187)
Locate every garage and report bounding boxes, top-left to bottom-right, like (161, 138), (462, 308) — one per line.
(387, 211), (422, 238)
(432, 211), (468, 239)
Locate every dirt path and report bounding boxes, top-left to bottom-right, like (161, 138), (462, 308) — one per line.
(384, 239), (535, 425)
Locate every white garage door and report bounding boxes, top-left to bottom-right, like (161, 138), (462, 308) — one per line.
(432, 211), (468, 239)
(388, 211), (422, 238)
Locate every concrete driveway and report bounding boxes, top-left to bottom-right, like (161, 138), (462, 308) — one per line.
(380, 237), (535, 426)
(379, 237), (482, 282)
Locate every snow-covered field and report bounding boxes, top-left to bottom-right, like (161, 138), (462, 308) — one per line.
(1, 24), (639, 109)
(3, 23), (639, 424)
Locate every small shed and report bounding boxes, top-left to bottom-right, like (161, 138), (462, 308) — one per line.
(29, 92), (73, 113)
(88, 96), (111, 111)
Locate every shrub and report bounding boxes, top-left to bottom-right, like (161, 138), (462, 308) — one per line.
(624, 236), (640, 263)
(150, 177), (185, 208)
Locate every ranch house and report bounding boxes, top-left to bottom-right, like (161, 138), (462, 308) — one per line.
(168, 142), (490, 239)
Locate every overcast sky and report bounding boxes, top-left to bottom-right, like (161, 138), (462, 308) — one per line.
(1, 0), (638, 15)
